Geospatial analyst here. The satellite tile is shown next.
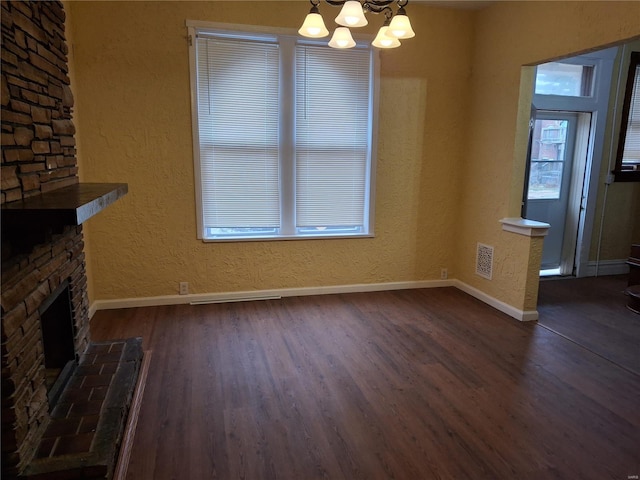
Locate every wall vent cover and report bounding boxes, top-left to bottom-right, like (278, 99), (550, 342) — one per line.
(476, 243), (494, 280)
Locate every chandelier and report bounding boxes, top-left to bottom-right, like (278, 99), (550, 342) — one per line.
(299, 0), (415, 49)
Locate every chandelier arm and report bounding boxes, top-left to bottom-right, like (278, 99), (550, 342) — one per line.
(323, 0), (398, 10)
(364, 0), (395, 6)
(363, 1), (395, 14)
(397, 0), (409, 7)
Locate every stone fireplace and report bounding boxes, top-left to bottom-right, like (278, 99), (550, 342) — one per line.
(2, 224), (91, 476)
(2, 2), (138, 479)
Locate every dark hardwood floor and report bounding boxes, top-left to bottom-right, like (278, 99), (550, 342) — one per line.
(90, 287), (640, 480)
(538, 274), (640, 375)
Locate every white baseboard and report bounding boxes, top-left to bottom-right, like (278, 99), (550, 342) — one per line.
(89, 278), (535, 323)
(586, 259), (629, 277)
(453, 280), (539, 321)
(91, 279), (455, 312)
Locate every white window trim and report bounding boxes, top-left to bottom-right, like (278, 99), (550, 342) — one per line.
(186, 20), (379, 242)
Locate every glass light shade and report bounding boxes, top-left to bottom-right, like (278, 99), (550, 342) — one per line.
(298, 12), (329, 38)
(335, 1), (368, 28)
(328, 27), (356, 49)
(388, 11), (415, 39)
(372, 26), (401, 49)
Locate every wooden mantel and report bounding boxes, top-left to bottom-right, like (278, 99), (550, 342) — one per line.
(2, 183), (128, 229)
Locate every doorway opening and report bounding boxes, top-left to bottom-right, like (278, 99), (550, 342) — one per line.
(521, 47), (618, 278)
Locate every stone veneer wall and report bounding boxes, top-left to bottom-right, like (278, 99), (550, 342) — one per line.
(1, 0), (90, 476)
(1, 0), (77, 201)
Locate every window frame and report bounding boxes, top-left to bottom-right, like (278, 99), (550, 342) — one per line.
(187, 21), (379, 242)
(613, 50), (640, 182)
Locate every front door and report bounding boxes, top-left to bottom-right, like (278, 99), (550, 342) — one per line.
(524, 111), (578, 272)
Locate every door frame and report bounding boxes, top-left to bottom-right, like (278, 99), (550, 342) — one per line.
(560, 112), (591, 275)
(529, 47), (617, 277)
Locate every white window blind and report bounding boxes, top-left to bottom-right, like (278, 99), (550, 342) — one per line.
(621, 63), (640, 167)
(295, 45), (370, 228)
(196, 36), (280, 230)
(189, 25), (377, 241)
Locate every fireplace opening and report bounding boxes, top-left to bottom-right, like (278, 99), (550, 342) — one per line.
(38, 279), (77, 408)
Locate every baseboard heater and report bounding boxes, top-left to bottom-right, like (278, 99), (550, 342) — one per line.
(190, 295), (282, 305)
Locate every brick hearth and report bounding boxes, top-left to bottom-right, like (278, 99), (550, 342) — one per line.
(25, 339), (142, 480)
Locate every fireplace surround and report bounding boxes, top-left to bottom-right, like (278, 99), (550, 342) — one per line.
(2, 224), (91, 475)
(2, 2), (135, 478)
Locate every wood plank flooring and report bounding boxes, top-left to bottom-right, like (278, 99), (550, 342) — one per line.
(538, 274), (640, 375)
(90, 287), (640, 480)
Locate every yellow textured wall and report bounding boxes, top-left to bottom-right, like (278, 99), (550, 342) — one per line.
(457, 1), (640, 311)
(68, 1), (474, 301)
(70, 0), (640, 313)
(63, 0), (96, 305)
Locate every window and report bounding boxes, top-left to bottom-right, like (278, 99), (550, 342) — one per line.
(614, 51), (640, 181)
(188, 24), (377, 240)
(535, 62), (595, 97)
(527, 119), (569, 200)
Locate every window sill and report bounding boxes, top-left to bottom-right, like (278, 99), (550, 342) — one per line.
(613, 170), (640, 182)
(201, 233), (375, 243)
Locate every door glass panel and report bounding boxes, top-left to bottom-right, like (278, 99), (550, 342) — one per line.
(535, 62), (595, 97)
(527, 119), (568, 200)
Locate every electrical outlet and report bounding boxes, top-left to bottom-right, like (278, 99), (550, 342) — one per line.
(179, 282), (189, 295)
(441, 268), (448, 280)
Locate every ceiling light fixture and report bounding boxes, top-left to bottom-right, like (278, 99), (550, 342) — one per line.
(299, 0), (415, 50)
